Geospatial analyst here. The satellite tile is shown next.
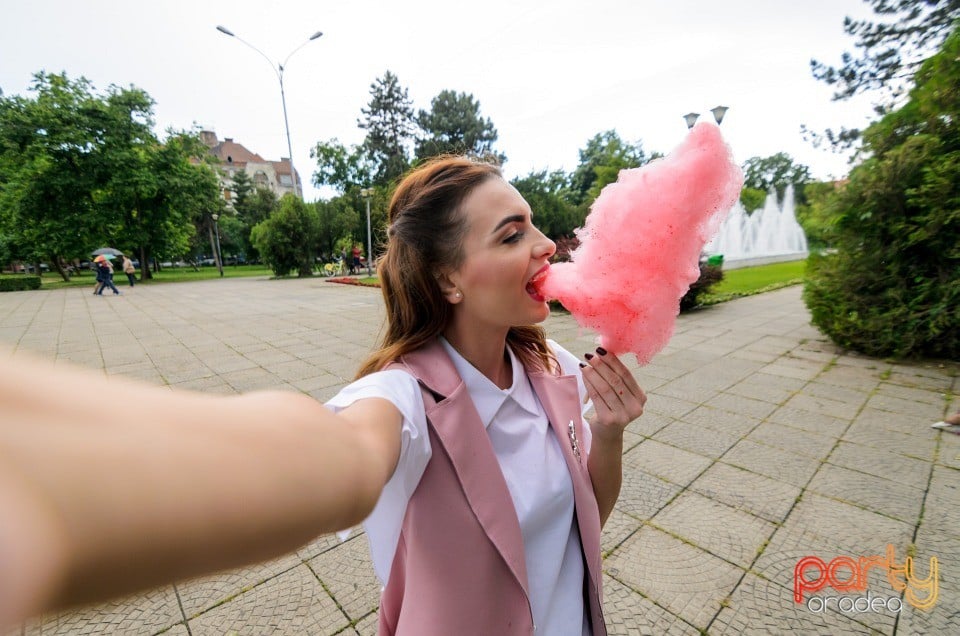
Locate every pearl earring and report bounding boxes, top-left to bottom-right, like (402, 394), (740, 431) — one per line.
(454, 291), (462, 299)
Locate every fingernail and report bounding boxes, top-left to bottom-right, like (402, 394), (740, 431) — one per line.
(596, 347), (608, 356)
(584, 353), (594, 360)
(579, 362), (587, 368)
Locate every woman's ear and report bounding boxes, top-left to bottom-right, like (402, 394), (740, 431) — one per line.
(435, 271), (463, 304)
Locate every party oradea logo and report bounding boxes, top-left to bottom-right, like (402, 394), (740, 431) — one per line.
(794, 544), (938, 614)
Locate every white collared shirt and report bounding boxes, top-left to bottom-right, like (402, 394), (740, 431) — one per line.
(326, 339), (593, 635)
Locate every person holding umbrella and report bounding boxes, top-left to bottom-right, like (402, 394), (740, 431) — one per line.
(93, 255), (121, 296)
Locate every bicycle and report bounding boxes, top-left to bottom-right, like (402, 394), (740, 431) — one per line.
(319, 258), (346, 277)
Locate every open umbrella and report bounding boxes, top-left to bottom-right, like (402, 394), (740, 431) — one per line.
(93, 254), (114, 262)
(91, 247), (123, 257)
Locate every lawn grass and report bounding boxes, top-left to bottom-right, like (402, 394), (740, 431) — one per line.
(704, 259), (806, 303)
(16, 260), (806, 305)
(30, 264), (274, 290)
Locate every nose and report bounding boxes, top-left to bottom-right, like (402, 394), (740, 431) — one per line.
(533, 229), (556, 261)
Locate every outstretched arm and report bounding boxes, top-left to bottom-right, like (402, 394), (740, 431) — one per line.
(0, 351), (400, 626)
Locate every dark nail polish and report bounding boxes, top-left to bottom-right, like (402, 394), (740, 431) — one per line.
(596, 347), (608, 356)
(584, 353), (594, 360)
(579, 362), (587, 368)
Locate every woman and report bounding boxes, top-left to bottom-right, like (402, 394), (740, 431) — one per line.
(121, 255), (136, 287)
(0, 157), (644, 634)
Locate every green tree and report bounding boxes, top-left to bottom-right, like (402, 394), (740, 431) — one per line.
(236, 186), (278, 262)
(107, 131), (220, 280)
(359, 71), (415, 185)
(415, 90), (504, 163)
(511, 170), (581, 239)
(229, 170), (253, 213)
(803, 28), (960, 359)
(0, 73), (221, 281)
(315, 196), (361, 259)
(739, 187), (767, 213)
(807, 0), (960, 149)
(811, 0), (960, 102)
(0, 72), (109, 280)
(311, 138), (376, 194)
(741, 153), (813, 203)
(570, 131), (653, 206)
(251, 194), (321, 277)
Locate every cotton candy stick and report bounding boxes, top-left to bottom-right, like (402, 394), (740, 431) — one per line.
(534, 123), (743, 364)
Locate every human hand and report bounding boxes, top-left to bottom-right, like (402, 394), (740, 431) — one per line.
(579, 347), (646, 443)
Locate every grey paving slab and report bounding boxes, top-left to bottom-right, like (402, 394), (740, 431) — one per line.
(186, 564), (351, 635)
(603, 575), (700, 635)
(623, 439), (714, 487)
(23, 587), (182, 635)
(721, 439), (823, 488)
(306, 535), (381, 623)
(653, 418), (741, 459)
(650, 491), (776, 569)
(605, 526), (745, 631)
(2, 281), (958, 635)
(689, 462), (802, 524)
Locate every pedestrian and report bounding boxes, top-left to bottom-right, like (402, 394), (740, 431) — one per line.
(0, 157), (644, 635)
(92, 257), (106, 295)
(351, 243), (362, 275)
(121, 254), (136, 287)
(96, 258), (121, 296)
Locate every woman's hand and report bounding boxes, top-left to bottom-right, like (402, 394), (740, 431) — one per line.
(580, 347), (646, 442)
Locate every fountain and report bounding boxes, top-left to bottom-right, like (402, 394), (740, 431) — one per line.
(704, 184), (808, 269)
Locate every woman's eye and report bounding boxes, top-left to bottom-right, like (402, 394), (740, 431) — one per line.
(504, 231), (525, 244)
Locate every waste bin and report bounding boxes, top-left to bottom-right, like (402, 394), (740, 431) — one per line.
(706, 254), (724, 267)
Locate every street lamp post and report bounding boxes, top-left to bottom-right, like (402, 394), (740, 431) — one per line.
(360, 188), (374, 277)
(211, 214), (224, 277)
(216, 25), (323, 201)
(684, 106), (729, 129)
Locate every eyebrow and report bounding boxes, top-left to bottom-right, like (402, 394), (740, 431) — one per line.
(492, 214), (526, 233)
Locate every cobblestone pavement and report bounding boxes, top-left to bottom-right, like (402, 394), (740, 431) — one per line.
(2, 278), (957, 635)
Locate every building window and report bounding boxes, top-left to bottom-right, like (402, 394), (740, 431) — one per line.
(279, 174), (293, 186)
(253, 171), (268, 187)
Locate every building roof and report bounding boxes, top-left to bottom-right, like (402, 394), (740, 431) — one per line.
(200, 131), (299, 186)
(208, 138), (266, 166)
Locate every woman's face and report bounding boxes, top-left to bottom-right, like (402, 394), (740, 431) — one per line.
(445, 177), (556, 330)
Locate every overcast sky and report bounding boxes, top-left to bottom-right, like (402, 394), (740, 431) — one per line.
(2, 0), (879, 201)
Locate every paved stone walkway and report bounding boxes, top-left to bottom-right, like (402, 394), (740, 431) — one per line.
(1, 278), (957, 635)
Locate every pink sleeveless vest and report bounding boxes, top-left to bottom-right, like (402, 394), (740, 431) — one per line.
(379, 339), (606, 635)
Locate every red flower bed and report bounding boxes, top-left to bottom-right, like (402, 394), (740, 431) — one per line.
(325, 277), (381, 288)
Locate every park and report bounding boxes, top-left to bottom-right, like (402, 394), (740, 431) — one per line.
(1, 0), (959, 633)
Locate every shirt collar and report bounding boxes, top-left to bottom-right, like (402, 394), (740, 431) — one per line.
(439, 337), (542, 428)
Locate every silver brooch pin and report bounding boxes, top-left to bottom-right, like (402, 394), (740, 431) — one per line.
(568, 420), (581, 461)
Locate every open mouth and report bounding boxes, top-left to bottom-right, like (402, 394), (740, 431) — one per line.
(526, 266), (549, 302)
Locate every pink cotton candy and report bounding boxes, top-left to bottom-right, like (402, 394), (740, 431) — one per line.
(535, 123), (743, 364)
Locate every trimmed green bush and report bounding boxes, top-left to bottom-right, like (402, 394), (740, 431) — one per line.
(680, 263), (723, 311)
(0, 276), (41, 291)
(803, 30), (960, 359)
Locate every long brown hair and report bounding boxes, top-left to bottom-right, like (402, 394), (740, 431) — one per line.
(357, 156), (555, 377)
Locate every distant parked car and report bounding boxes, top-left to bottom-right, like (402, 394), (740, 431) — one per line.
(200, 258), (217, 266)
(16, 263), (50, 273)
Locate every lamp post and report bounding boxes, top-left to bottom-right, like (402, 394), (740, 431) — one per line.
(216, 25), (323, 201)
(684, 106), (729, 129)
(211, 213), (224, 277)
(360, 188), (374, 277)
(710, 105), (729, 125)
